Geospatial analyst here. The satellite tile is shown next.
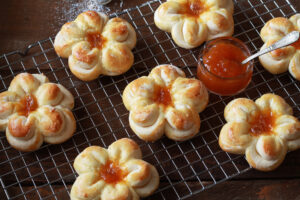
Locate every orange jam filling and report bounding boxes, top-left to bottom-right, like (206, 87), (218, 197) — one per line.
(18, 94), (38, 117)
(179, 0), (208, 17)
(291, 38), (300, 50)
(153, 86), (172, 106)
(86, 32), (107, 49)
(249, 110), (276, 136)
(99, 161), (127, 184)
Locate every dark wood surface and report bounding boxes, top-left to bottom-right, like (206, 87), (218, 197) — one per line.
(0, 0), (300, 200)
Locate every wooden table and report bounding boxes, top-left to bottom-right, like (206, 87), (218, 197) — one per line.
(0, 0), (300, 200)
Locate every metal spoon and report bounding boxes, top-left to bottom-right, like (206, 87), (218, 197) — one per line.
(99, 0), (112, 5)
(241, 31), (300, 65)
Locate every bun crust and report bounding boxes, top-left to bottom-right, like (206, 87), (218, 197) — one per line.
(259, 14), (300, 80)
(54, 11), (137, 81)
(123, 64), (209, 141)
(0, 73), (76, 151)
(154, 0), (234, 49)
(219, 93), (300, 171)
(70, 138), (159, 200)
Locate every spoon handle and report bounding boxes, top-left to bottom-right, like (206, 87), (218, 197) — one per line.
(241, 31), (300, 65)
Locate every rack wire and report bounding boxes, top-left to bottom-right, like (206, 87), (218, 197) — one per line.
(0, 0), (299, 199)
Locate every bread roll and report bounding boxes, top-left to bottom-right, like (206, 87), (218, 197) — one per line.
(0, 73), (76, 151)
(154, 0), (234, 49)
(219, 93), (300, 171)
(70, 138), (159, 200)
(123, 64), (209, 141)
(54, 11), (137, 81)
(259, 14), (300, 80)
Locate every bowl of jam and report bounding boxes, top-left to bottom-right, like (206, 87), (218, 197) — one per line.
(197, 37), (253, 96)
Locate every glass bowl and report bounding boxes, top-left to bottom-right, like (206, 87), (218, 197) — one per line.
(197, 37), (253, 96)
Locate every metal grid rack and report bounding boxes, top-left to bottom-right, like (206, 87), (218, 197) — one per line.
(0, 0), (298, 199)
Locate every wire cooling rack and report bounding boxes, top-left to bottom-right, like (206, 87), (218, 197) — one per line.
(0, 0), (299, 199)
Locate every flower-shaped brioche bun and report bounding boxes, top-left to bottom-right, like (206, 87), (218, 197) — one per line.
(219, 93), (300, 171)
(259, 14), (300, 80)
(123, 64), (209, 141)
(154, 0), (234, 49)
(70, 138), (159, 200)
(0, 73), (76, 152)
(54, 11), (137, 81)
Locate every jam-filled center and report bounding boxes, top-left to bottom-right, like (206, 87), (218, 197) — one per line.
(179, 0), (207, 17)
(86, 32), (107, 49)
(99, 161), (127, 184)
(154, 86), (172, 106)
(249, 110), (275, 136)
(18, 94), (38, 117)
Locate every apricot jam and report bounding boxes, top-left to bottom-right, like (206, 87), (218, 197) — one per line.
(197, 37), (253, 96)
(17, 94), (38, 117)
(291, 38), (300, 50)
(86, 32), (107, 49)
(249, 110), (275, 136)
(99, 161), (127, 184)
(153, 86), (172, 106)
(179, 0), (208, 17)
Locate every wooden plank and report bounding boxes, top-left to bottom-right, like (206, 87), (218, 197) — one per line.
(191, 179), (300, 200)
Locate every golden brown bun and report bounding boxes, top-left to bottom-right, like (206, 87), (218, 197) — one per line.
(259, 14), (300, 80)
(70, 138), (159, 200)
(54, 11), (137, 81)
(219, 93), (300, 171)
(0, 73), (76, 152)
(122, 64), (209, 141)
(154, 0), (234, 49)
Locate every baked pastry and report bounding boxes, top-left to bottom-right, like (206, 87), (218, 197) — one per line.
(219, 93), (300, 171)
(54, 11), (137, 81)
(123, 64), (209, 141)
(70, 138), (159, 200)
(0, 73), (76, 152)
(259, 14), (300, 80)
(154, 0), (234, 49)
